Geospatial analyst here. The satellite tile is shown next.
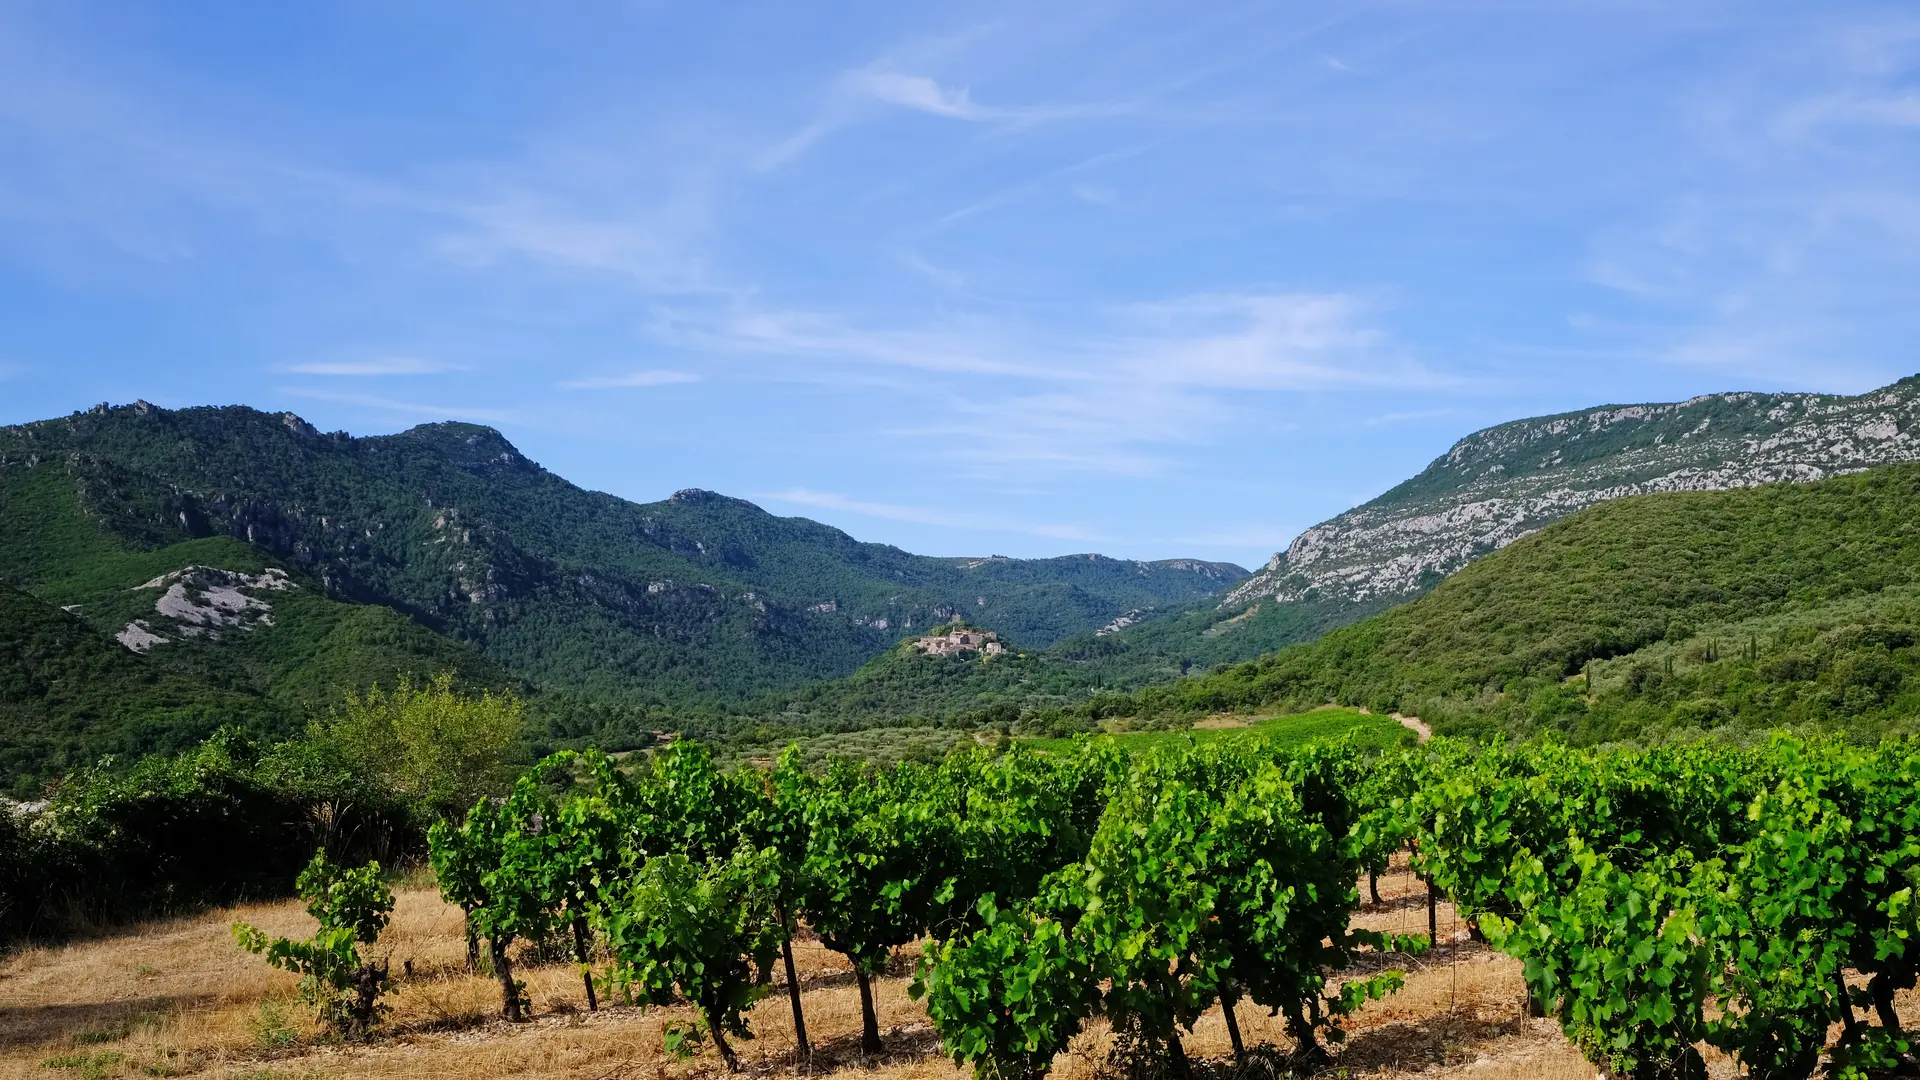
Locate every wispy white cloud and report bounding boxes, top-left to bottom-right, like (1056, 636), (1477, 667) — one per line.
(1072, 183), (1119, 206)
(557, 369), (699, 390)
(1362, 408), (1455, 427)
(665, 306), (1066, 378)
(284, 357), (463, 376)
(839, 67), (1144, 128)
(410, 177), (724, 298)
(278, 387), (514, 423)
(1120, 292), (1445, 392)
(762, 59), (1139, 167)
(844, 71), (985, 120)
(646, 288), (1445, 479)
(1774, 93), (1920, 141)
(758, 487), (1105, 542)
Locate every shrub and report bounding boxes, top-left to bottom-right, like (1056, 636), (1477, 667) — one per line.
(233, 850), (395, 1039)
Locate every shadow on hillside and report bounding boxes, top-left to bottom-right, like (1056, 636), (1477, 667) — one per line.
(0, 996), (203, 1050)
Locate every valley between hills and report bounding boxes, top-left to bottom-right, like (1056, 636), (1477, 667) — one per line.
(5, 376), (1920, 1080)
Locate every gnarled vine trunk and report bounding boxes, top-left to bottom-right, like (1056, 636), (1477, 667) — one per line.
(1221, 989), (1247, 1065)
(1165, 1027), (1193, 1080)
(853, 965), (883, 1055)
(490, 935), (524, 1021)
(707, 1005), (741, 1072)
(346, 959), (388, 1040)
(777, 900), (810, 1063)
(570, 914), (597, 1012)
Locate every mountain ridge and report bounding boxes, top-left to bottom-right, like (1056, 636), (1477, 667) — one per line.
(0, 403), (1245, 712)
(1156, 461), (1920, 745)
(1227, 375), (1920, 609)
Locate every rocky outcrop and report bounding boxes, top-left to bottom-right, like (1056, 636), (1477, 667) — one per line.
(1229, 376), (1920, 608)
(117, 566), (296, 652)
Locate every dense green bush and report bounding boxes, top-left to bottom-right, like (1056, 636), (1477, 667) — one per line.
(0, 730), (412, 942)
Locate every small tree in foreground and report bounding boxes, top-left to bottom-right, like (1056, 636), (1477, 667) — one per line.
(315, 672), (523, 822)
(596, 847), (784, 1071)
(233, 850), (395, 1040)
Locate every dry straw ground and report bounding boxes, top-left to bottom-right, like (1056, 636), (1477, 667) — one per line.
(1, 858), (1907, 1080)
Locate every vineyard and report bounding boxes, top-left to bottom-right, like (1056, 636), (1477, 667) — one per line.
(206, 732), (1905, 1080)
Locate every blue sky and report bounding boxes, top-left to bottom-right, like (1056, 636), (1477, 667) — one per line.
(2, 2), (1918, 570)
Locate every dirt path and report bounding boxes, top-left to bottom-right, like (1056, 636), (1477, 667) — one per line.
(1354, 706), (1432, 742)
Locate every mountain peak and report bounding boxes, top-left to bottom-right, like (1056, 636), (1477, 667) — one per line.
(387, 421), (533, 470)
(1228, 373), (1920, 609)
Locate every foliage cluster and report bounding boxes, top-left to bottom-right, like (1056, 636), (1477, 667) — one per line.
(233, 850), (396, 1039)
(313, 673), (524, 821)
(0, 730), (411, 942)
(1, 681), (523, 944)
(1394, 736), (1920, 1080)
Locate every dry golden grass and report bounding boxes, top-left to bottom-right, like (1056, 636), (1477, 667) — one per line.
(2, 859), (1914, 1080)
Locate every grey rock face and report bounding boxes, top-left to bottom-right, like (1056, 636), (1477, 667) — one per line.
(115, 565), (297, 651)
(1228, 376), (1920, 608)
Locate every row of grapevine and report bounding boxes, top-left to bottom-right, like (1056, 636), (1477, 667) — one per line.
(420, 730), (1920, 1080)
(424, 740), (1125, 1068)
(917, 740), (1422, 1080)
(423, 736), (1415, 1076)
(1398, 736), (1920, 1080)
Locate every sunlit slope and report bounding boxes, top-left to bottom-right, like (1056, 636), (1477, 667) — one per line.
(0, 459), (509, 791)
(1152, 462), (1920, 743)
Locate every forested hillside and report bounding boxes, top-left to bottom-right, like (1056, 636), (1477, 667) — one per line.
(1229, 374), (1920, 609)
(14, 393), (1920, 780)
(723, 595), (1399, 741)
(0, 402), (1247, 784)
(1145, 462), (1920, 743)
(667, 380), (1920, 744)
(970, 374), (1920, 714)
(0, 404), (1242, 712)
(0, 524), (509, 795)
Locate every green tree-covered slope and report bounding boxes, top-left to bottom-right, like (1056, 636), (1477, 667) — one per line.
(718, 592), (1399, 740)
(0, 558), (505, 796)
(699, 384), (1920, 738)
(0, 403), (1243, 713)
(1044, 374), (1920, 705)
(0, 452), (516, 792)
(1144, 462), (1920, 744)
